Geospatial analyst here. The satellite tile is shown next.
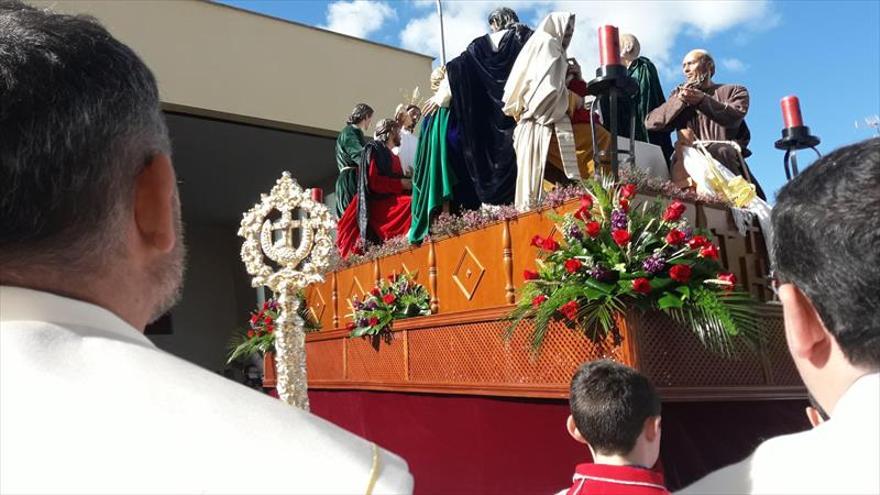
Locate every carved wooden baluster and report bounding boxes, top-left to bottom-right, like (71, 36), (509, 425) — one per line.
(503, 219), (515, 304)
(373, 259), (381, 287)
(331, 272), (339, 329)
(428, 240), (439, 313)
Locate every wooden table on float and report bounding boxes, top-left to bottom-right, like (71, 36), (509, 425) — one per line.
(268, 194), (804, 401)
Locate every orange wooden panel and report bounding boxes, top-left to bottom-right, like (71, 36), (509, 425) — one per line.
(334, 262), (376, 327)
(433, 223), (508, 313)
(307, 339), (345, 381)
(509, 209), (559, 303)
(304, 280), (334, 330)
(377, 245), (430, 287)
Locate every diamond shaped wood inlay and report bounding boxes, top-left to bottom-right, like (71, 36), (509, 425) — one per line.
(309, 288), (326, 322)
(346, 276), (367, 311)
(452, 247), (485, 300)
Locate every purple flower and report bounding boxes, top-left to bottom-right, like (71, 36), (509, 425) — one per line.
(590, 265), (612, 282)
(357, 318), (368, 327)
(681, 227), (693, 240)
(642, 253), (666, 274)
(611, 209), (628, 230)
(568, 225), (584, 241)
(365, 300), (378, 311)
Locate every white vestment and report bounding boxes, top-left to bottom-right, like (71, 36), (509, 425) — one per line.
(502, 12), (578, 211)
(678, 373), (880, 494)
(393, 128), (418, 176)
(0, 286), (413, 494)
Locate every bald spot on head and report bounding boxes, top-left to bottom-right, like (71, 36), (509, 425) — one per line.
(683, 49), (715, 77)
(620, 33), (640, 59)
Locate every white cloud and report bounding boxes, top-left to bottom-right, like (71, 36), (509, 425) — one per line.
(401, 0), (774, 82)
(721, 57), (748, 73)
(323, 0), (396, 39)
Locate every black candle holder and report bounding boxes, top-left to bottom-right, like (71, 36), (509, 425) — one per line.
(774, 125), (821, 180)
(586, 64), (639, 180)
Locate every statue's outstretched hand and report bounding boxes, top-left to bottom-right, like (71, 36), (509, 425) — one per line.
(422, 99), (439, 117)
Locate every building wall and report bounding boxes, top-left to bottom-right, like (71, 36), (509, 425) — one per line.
(29, 0), (433, 136)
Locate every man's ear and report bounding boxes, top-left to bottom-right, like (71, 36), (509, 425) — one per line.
(778, 284), (830, 365)
(133, 153), (177, 254)
(566, 415), (588, 445)
(644, 416), (661, 442)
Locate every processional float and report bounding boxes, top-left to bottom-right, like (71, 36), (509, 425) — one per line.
(238, 173), (334, 410)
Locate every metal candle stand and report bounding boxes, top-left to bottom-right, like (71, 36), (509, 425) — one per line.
(586, 64), (639, 180)
(774, 126), (821, 180)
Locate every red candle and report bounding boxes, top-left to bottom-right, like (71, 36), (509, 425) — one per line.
(311, 188), (323, 203)
(781, 95), (804, 128)
(598, 25), (621, 66)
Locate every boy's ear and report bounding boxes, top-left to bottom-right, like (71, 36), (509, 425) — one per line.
(644, 416), (661, 442)
(566, 415), (588, 445)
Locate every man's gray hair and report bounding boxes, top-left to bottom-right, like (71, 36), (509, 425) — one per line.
(0, 1), (170, 272)
(691, 48), (716, 77)
(488, 7), (519, 31)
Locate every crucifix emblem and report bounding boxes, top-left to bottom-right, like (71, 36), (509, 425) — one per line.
(260, 209), (315, 268)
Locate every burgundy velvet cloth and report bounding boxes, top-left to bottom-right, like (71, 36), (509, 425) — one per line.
(308, 390), (809, 495)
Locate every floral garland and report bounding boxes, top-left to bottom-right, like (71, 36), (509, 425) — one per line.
(507, 178), (762, 357)
(226, 294), (321, 364)
(329, 173), (734, 271)
(348, 272), (430, 338)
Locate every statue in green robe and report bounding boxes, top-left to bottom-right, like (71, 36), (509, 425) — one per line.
(334, 103), (373, 217)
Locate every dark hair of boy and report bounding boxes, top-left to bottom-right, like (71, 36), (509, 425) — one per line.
(569, 360), (662, 455)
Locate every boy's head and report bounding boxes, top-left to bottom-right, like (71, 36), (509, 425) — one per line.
(567, 360), (662, 466)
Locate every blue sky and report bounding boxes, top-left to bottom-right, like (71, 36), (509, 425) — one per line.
(217, 0), (880, 200)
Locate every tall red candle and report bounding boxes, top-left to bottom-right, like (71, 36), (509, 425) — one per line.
(598, 25), (621, 66)
(311, 187), (323, 203)
(781, 95), (804, 128)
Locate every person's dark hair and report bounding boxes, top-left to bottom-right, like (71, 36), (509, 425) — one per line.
(347, 103), (374, 125)
(771, 138), (880, 369)
(373, 118), (399, 143)
(0, 1), (170, 272)
(405, 104), (421, 115)
(488, 7), (519, 31)
(569, 360), (661, 455)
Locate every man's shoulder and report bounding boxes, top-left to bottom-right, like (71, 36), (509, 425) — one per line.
(713, 83), (749, 95)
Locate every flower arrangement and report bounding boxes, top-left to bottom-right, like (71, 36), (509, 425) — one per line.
(507, 178), (762, 356)
(348, 272), (431, 338)
(226, 293), (321, 364)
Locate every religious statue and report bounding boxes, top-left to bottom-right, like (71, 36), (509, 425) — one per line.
(337, 118), (413, 257)
(616, 33), (675, 166)
(238, 173), (336, 410)
(393, 101), (422, 177)
(334, 103), (374, 217)
(503, 12), (611, 210)
(645, 49), (765, 199)
(423, 6), (534, 206)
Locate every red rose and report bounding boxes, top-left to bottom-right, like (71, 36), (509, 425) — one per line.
(619, 198), (630, 213)
(665, 229), (686, 245)
(662, 200), (687, 222)
(370, 287), (381, 297)
(263, 316), (272, 325)
(699, 244), (719, 260)
(612, 229), (631, 246)
(559, 300), (579, 321)
(250, 314), (259, 325)
(247, 329), (255, 338)
(523, 269), (539, 280)
(388, 273), (397, 282)
(532, 294), (547, 308)
(575, 205), (591, 221)
(383, 293), (396, 305)
(586, 221), (601, 238)
(346, 322), (355, 330)
(564, 258), (583, 274)
(368, 317), (379, 327)
(632, 277), (651, 294)
(541, 237), (560, 251)
(718, 272), (736, 291)
(579, 194), (593, 210)
(530, 235), (544, 247)
(266, 325), (274, 333)
(620, 183), (637, 199)
(669, 264), (692, 283)
(688, 235), (709, 249)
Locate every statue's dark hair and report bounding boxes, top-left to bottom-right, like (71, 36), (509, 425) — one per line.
(346, 103), (374, 125)
(487, 7), (519, 31)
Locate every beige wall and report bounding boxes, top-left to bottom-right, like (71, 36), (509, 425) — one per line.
(30, 0), (433, 135)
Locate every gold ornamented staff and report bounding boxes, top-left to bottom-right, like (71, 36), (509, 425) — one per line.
(238, 172), (335, 410)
